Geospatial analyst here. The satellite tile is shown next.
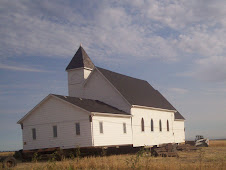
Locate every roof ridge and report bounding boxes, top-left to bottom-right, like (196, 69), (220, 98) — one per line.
(53, 94), (92, 101)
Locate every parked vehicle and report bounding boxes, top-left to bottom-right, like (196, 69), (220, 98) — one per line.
(0, 156), (17, 168)
(195, 135), (209, 147)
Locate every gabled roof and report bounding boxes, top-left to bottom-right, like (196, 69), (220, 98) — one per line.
(96, 67), (185, 120)
(66, 46), (94, 70)
(174, 111), (184, 120)
(18, 94), (129, 124)
(53, 94), (129, 115)
(154, 90), (185, 120)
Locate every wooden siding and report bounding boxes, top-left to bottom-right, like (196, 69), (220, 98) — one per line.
(83, 70), (131, 113)
(22, 96), (92, 150)
(131, 107), (184, 146)
(173, 120), (185, 143)
(92, 115), (132, 146)
(68, 68), (92, 97)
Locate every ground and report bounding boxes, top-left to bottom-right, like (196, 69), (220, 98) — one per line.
(0, 140), (226, 170)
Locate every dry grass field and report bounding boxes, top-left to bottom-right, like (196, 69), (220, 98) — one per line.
(1, 140), (226, 170)
(0, 152), (14, 157)
(209, 139), (226, 147)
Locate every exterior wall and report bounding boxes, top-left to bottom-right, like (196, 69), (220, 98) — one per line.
(92, 115), (132, 146)
(84, 69), (92, 79)
(68, 68), (92, 97)
(22, 96), (92, 150)
(131, 107), (176, 147)
(173, 120), (185, 143)
(83, 70), (131, 113)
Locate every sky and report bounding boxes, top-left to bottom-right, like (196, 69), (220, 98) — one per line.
(0, 0), (226, 151)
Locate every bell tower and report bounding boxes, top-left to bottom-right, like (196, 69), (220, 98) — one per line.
(66, 45), (94, 97)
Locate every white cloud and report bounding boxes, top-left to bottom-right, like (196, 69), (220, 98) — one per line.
(144, 0), (226, 29)
(0, 0), (226, 80)
(0, 63), (49, 72)
(177, 26), (226, 57)
(194, 56), (226, 82)
(177, 56), (226, 82)
(204, 87), (226, 94)
(0, 109), (27, 115)
(168, 87), (188, 94)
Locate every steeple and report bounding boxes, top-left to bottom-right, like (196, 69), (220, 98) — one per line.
(66, 45), (95, 71)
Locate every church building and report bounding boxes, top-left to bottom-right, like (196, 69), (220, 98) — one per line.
(18, 46), (185, 150)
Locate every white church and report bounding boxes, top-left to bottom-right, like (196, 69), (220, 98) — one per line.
(18, 46), (185, 151)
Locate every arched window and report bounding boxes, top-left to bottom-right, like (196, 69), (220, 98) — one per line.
(141, 118), (144, 132)
(159, 120), (162, 132)
(167, 120), (169, 131)
(151, 119), (154, 132)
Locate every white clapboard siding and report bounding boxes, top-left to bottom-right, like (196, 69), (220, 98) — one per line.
(22, 96), (92, 150)
(131, 107), (178, 147)
(83, 69), (131, 113)
(68, 68), (92, 98)
(92, 115), (132, 146)
(173, 120), (185, 143)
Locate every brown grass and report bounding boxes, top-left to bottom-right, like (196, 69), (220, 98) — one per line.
(1, 140), (226, 170)
(0, 151), (14, 156)
(209, 140), (226, 147)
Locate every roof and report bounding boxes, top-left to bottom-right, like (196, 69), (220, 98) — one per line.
(96, 67), (185, 120)
(66, 46), (95, 70)
(53, 94), (129, 115)
(155, 90), (185, 120)
(174, 111), (185, 120)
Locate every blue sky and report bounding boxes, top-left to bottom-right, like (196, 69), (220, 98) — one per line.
(0, 0), (226, 151)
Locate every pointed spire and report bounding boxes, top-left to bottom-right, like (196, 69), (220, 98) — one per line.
(66, 45), (95, 71)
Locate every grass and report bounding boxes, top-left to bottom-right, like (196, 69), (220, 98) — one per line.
(1, 140), (226, 170)
(0, 152), (14, 157)
(209, 140), (226, 147)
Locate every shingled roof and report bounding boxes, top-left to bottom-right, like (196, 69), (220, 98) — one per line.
(66, 46), (94, 70)
(96, 67), (185, 120)
(53, 94), (129, 115)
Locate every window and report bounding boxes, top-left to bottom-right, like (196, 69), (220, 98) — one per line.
(151, 119), (154, 132)
(167, 120), (169, 131)
(75, 123), (80, 135)
(99, 122), (103, 134)
(141, 118), (145, 132)
(32, 128), (36, 140)
(123, 123), (127, 134)
(159, 120), (162, 132)
(53, 125), (57, 137)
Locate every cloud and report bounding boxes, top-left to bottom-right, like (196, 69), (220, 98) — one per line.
(177, 26), (226, 57)
(142, 0), (226, 29)
(194, 56), (226, 82)
(0, 0), (226, 78)
(177, 56), (226, 82)
(204, 87), (226, 94)
(168, 87), (188, 95)
(0, 109), (27, 115)
(0, 63), (49, 72)
(0, 0), (173, 61)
